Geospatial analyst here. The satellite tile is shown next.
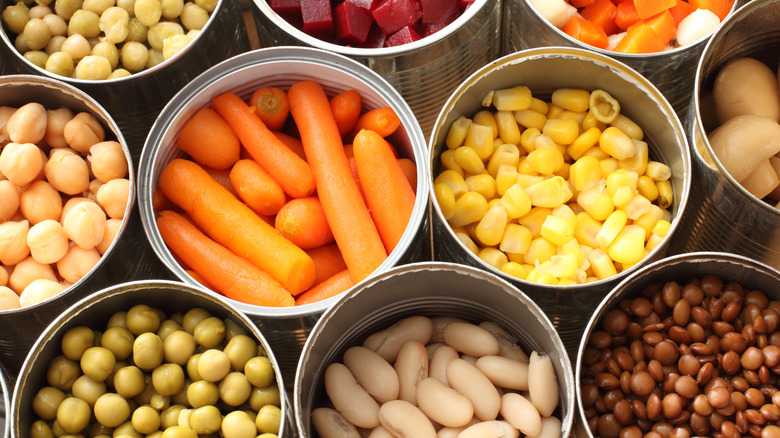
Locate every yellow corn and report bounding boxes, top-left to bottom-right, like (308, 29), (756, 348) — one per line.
(537, 253), (578, 280)
(646, 161), (672, 181)
(434, 169), (469, 199)
(499, 183), (532, 218)
(599, 158), (620, 176)
(656, 180), (673, 209)
(473, 109), (498, 139)
(496, 165), (520, 196)
(526, 269), (558, 285)
(605, 169), (638, 197)
(618, 139), (648, 175)
(543, 118), (580, 145)
(645, 233), (664, 252)
(633, 204), (663, 237)
(607, 224), (646, 265)
(519, 127), (541, 154)
(546, 103), (565, 120)
(610, 113), (644, 141)
(661, 207), (672, 223)
(494, 137), (504, 148)
(448, 191), (489, 228)
(465, 173), (496, 200)
(479, 247), (509, 270)
(453, 146), (486, 175)
(552, 204), (577, 226)
(434, 183), (456, 220)
(464, 122), (495, 160)
(492, 85), (532, 112)
(588, 89), (620, 124)
(558, 278), (579, 286)
(567, 127), (601, 160)
(525, 176), (573, 208)
(596, 209), (627, 248)
(446, 116), (472, 150)
(481, 90), (495, 107)
(577, 185), (614, 221)
(612, 186), (633, 208)
(652, 219), (671, 237)
(621, 193), (652, 220)
(559, 110), (587, 128)
(518, 156), (539, 176)
(476, 204), (509, 246)
(555, 162), (571, 179)
(551, 88), (591, 112)
(588, 248), (617, 279)
(495, 110), (522, 145)
(523, 236), (556, 265)
(487, 143), (521, 177)
(578, 243), (594, 271)
(599, 126), (636, 160)
(527, 145), (564, 175)
(559, 237), (584, 267)
(440, 149), (464, 176)
(530, 97), (549, 114)
(541, 214), (575, 246)
(636, 175), (659, 202)
(582, 109), (608, 132)
(569, 155), (602, 192)
(518, 207), (552, 238)
(488, 198), (501, 209)
(455, 229), (479, 255)
(501, 261), (528, 280)
(516, 173), (544, 189)
(536, 131), (567, 156)
(514, 109), (547, 131)
(500, 223), (533, 254)
(583, 146), (610, 160)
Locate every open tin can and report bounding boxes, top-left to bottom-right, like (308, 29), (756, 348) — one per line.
(0, 364), (8, 438)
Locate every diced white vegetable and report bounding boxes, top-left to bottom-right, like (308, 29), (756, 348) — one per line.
(607, 32), (625, 51)
(528, 0), (577, 28)
(676, 8), (721, 46)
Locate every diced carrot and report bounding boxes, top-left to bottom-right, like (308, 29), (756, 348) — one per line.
(615, 0), (641, 30)
(643, 10), (675, 46)
(571, 0), (596, 8)
(633, 0), (676, 19)
(581, 0), (619, 36)
(613, 21), (666, 53)
(562, 15), (609, 49)
(669, 0), (696, 25)
(688, 0), (732, 20)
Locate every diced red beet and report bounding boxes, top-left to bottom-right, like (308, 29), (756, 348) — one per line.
(334, 1), (373, 43)
(269, 0), (301, 15)
(348, 0), (381, 11)
(358, 24), (387, 47)
(372, 0), (423, 35)
(383, 25), (422, 46)
(459, 0), (475, 10)
(420, 0), (459, 24)
(421, 20), (449, 36)
(301, 0), (333, 35)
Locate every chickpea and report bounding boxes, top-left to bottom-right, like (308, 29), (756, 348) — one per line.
(14, 33), (29, 53)
(61, 196), (97, 220)
(91, 41), (119, 69)
(108, 68), (131, 79)
(97, 6), (129, 43)
(194, 0), (216, 13)
(96, 177), (130, 219)
(55, 0), (84, 20)
(133, 0), (161, 26)
(159, 0), (182, 17)
(29, 5), (52, 19)
(60, 34), (91, 61)
(68, 9), (101, 37)
(74, 55), (112, 80)
(3, 2), (30, 34)
(45, 50), (75, 77)
(131, 405), (161, 434)
(56, 397), (91, 433)
(147, 21), (182, 50)
(27, 219), (68, 265)
(45, 34), (66, 53)
(94, 393), (130, 427)
(23, 17), (52, 51)
(10, 254), (58, 292)
(45, 148), (90, 195)
(101, 325), (134, 360)
(179, 2), (207, 31)
(116, 0), (135, 14)
(0, 265), (7, 286)
(0, 220), (31, 266)
(25, 51), (49, 68)
(162, 33), (190, 60)
(45, 107), (75, 148)
(119, 41), (148, 72)
(0, 179), (20, 222)
(88, 140), (127, 182)
(56, 244), (101, 283)
(21, 180), (64, 225)
(33, 386), (67, 420)
(42, 13), (67, 36)
(7, 102), (47, 145)
(146, 48), (164, 69)
(63, 112), (104, 153)
(0, 142), (44, 186)
(95, 217), (121, 254)
(82, 0), (115, 15)
(0, 285), (21, 311)
(71, 374), (107, 406)
(62, 200), (106, 249)
(221, 410), (256, 438)
(125, 17), (147, 43)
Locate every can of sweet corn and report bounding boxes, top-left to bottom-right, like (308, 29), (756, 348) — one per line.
(428, 47), (691, 356)
(249, 0), (503, 137)
(670, 0), (780, 270)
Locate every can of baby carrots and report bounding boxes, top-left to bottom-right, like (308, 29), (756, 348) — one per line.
(138, 46), (430, 393)
(248, 0), (503, 137)
(669, 0), (780, 270)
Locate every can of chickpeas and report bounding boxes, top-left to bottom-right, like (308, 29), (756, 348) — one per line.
(10, 280), (292, 437)
(670, 0), (780, 271)
(0, 75), (135, 378)
(0, 0), (251, 162)
(295, 261), (575, 438)
(428, 47), (691, 357)
(249, 0), (503, 137)
(576, 252), (780, 438)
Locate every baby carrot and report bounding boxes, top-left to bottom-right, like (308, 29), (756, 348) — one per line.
(397, 158), (418, 192)
(211, 92), (316, 199)
(349, 107), (401, 140)
(348, 155), (368, 206)
(185, 269), (213, 289)
(249, 86), (290, 131)
(159, 158), (316, 295)
(177, 107), (241, 170)
(295, 269), (354, 306)
(288, 80), (387, 282)
(274, 196), (334, 250)
(229, 159), (287, 216)
(353, 129), (416, 254)
(330, 89), (362, 137)
(305, 243), (348, 287)
(272, 130), (307, 161)
(204, 165), (238, 198)
(157, 210), (295, 307)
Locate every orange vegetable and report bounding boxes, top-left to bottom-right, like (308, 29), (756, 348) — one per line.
(203, 166), (237, 197)
(229, 159), (287, 216)
(158, 158), (316, 295)
(157, 210), (295, 307)
(275, 196), (335, 250)
(580, 0), (619, 35)
(272, 130), (307, 161)
(330, 89), (362, 137)
(669, 0), (696, 25)
(571, 0), (596, 8)
(177, 107), (240, 170)
(397, 158), (418, 192)
(644, 10), (675, 46)
(353, 129), (416, 254)
(306, 243), (348, 287)
(688, 0), (733, 20)
(562, 15), (609, 49)
(348, 155), (368, 206)
(288, 80), (388, 282)
(295, 269), (354, 306)
(211, 92), (316, 199)
(185, 269), (213, 289)
(613, 22), (666, 53)
(615, 0), (641, 30)
(349, 107), (401, 140)
(633, 0), (676, 19)
(249, 86), (289, 131)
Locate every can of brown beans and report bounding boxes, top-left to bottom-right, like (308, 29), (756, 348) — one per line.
(670, 0), (780, 271)
(576, 251), (780, 438)
(295, 261), (575, 437)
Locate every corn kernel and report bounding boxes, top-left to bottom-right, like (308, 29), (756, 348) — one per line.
(599, 158), (620, 176)
(526, 269), (558, 285)
(646, 161), (672, 182)
(558, 278), (578, 286)
(524, 237), (556, 265)
(501, 261), (528, 280)
(537, 253), (578, 280)
(588, 89), (620, 124)
(612, 186), (633, 208)
(579, 244), (594, 271)
(633, 204), (663, 237)
(569, 156), (602, 192)
(446, 116), (472, 150)
(479, 247), (508, 270)
(473, 109), (498, 139)
(552, 204), (577, 226)
(606, 169), (638, 197)
(453, 146), (486, 175)
(577, 185), (614, 221)
(520, 127), (541, 154)
(588, 248), (617, 279)
(574, 212), (601, 249)
(530, 97), (549, 114)
(546, 103), (565, 119)
(500, 223), (533, 254)
(599, 126), (636, 160)
(541, 214), (575, 246)
(607, 224), (646, 265)
(583, 146), (610, 160)
(449, 191), (489, 228)
(543, 118), (580, 145)
(496, 165), (520, 196)
(464, 123), (495, 160)
(621, 193), (652, 220)
(493, 137), (504, 148)
(551, 88), (591, 112)
(482, 90), (494, 107)
(492, 86), (532, 111)
(596, 209), (627, 248)
(500, 183), (532, 218)
(651, 219), (671, 237)
(516, 173), (544, 188)
(525, 176), (573, 208)
(518, 157), (539, 176)
(611, 113), (643, 140)
(465, 173), (496, 200)
(487, 143), (521, 177)
(636, 175), (659, 202)
(455, 230), (479, 255)
(645, 233), (664, 252)
(476, 204), (509, 246)
(434, 183), (456, 220)
(440, 149), (464, 176)
(514, 109), (547, 131)
(567, 127), (601, 160)
(555, 162), (571, 179)
(559, 237), (584, 267)
(488, 198), (501, 209)
(518, 207), (552, 238)
(496, 110), (522, 145)
(582, 110), (607, 132)
(527, 146), (563, 175)
(559, 110), (587, 128)
(618, 140), (648, 175)
(434, 169), (469, 199)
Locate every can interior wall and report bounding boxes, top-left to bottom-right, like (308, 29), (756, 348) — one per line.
(249, 0), (503, 137)
(295, 261), (575, 438)
(671, 0), (780, 269)
(428, 47), (691, 356)
(0, 364), (8, 438)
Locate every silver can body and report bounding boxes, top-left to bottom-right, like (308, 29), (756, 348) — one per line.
(295, 261), (575, 438)
(0, 364), (8, 438)
(428, 47), (691, 355)
(250, 0), (503, 137)
(671, 0), (780, 269)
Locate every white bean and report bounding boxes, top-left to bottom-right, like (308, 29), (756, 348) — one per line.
(363, 315), (433, 363)
(479, 321), (529, 363)
(500, 392), (541, 436)
(429, 316), (464, 343)
(367, 425), (395, 438)
(393, 340), (428, 406)
(475, 355), (529, 391)
(324, 362), (380, 429)
(343, 346), (399, 404)
(378, 399), (436, 438)
(436, 418), (479, 438)
(416, 377), (474, 428)
(311, 407), (361, 438)
(528, 351), (559, 417)
(457, 420), (519, 438)
(532, 415), (562, 438)
(442, 321), (500, 357)
(446, 358), (501, 421)
(429, 344), (458, 386)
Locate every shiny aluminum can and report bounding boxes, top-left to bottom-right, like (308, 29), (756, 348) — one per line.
(294, 261), (575, 437)
(0, 364), (8, 438)
(138, 46), (430, 390)
(249, 0), (503, 137)
(671, 0), (780, 270)
(428, 47), (691, 356)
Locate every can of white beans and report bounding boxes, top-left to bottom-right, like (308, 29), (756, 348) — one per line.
(249, 0), (503, 137)
(428, 47), (691, 357)
(670, 0), (780, 271)
(295, 261), (575, 438)
(10, 280), (292, 437)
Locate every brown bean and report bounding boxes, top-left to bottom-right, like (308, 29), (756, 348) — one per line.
(723, 301), (742, 322)
(701, 274), (724, 297)
(662, 282), (681, 308)
(691, 306), (712, 328)
(722, 351), (742, 375)
(646, 393), (662, 420)
(690, 412), (711, 435)
(686, 322), (706, 342)
(673, 299), (691, 326)
(708, 387), (732, 409)
(653, 341), (678, 365)
(682, 283), (704, 306)
(581, 383), (599, 408)
(677, 354), (701, 376)
(761, 425), (780, 438)
(745, 388), (766, 408)
(721, 332), (748, 353)
(647, 360), (664, 382)
(603, 309), (630, 335)
(662, 393), (683, 419)
(712, 321), (735, 337)
(761, 403), (780, 421)
(629, 371), (655, 396)
(590, 331), (612, 349)
(741, 347), (764, 370)
(619, 425), (642, 438)
(630, 297), (653, 318)
(597, 414), (621, 438)
(693, 393), (714, 416)
(674, 375), (698, 399)
(668, 326), (691, 345)
(661, 372), (679, 394)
